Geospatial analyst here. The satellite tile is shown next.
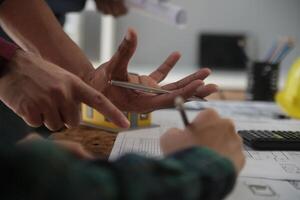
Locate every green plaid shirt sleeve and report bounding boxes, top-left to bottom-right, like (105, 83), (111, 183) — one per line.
(0, 141), (236, 200)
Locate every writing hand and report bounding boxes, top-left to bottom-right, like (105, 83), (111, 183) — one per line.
(160, 109), (245, 173)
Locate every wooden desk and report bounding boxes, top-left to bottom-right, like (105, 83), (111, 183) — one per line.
(51, 90), (245, 159)
(51, 126), (117, 159)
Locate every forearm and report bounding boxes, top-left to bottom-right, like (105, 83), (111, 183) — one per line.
(0, 0), (94, 80)
(1, 141), (236, 200)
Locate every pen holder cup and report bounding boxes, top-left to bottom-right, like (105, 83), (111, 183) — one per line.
(246, 62), (279, 101)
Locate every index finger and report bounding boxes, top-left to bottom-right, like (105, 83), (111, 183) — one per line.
(75, 81), (130, 128)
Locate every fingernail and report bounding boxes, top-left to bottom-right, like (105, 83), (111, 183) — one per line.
(125, 30), (131, 41)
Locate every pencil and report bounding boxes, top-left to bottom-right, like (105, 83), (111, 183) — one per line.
(175, 96), (190, 127)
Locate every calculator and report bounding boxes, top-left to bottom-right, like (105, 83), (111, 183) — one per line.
(238, 130), (300, 150)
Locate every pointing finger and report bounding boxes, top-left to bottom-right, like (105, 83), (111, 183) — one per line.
(75, 80), (130, 128)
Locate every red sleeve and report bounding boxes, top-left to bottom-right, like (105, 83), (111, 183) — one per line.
(0, 37), (19, 61)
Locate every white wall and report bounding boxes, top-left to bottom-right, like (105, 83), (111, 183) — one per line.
(115, 0), (300, 76)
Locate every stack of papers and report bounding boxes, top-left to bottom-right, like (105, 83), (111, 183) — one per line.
(109, 101), (300, 199)
(185, 101), (287, 121)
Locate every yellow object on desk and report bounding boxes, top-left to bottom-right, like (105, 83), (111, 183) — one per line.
(81, 104), (152, 132)
(276, 58), (300, 118)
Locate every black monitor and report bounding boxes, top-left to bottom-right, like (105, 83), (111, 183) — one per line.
(199, 33), (248, 70)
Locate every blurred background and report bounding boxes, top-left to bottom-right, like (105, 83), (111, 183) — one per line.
(64, 0), (300, 90)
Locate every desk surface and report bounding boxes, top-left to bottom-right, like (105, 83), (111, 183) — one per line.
(51, 126), (117, 159)
(50, 98), (300, 199)
(51, 90), (245, 158)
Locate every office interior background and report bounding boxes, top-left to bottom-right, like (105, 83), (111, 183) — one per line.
(64, 0), (300, 90)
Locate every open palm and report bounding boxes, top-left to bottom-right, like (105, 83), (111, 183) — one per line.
(86, 29), (218, 112)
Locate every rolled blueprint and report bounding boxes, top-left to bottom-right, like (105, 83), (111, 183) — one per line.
(126, 0), (187, 27)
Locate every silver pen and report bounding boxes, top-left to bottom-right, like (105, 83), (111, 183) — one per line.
(111, 80), (206, 102)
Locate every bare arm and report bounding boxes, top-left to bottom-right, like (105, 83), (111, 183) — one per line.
(0, 0), (218, 113)
(0, 0), (94, 80)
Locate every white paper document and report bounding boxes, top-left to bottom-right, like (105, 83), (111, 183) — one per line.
(241, 151), (300, 180)
(152, 107), (300, 132)
(226, 177), (300, 200)
(110, 132), (300, 199)
(109, 127), (163, 161)
(110, 108), (300, 181)
(185, 101), (287, 121)
(110, 130), (300, 181)
(109, 102), (300, 198)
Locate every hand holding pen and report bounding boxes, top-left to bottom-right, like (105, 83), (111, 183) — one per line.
(160, 98), (245, 173)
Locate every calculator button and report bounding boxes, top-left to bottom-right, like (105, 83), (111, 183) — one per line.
(294, 132), (300, 138)
(238, 130), (300, 150)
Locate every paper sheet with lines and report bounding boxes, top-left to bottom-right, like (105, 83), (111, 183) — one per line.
(226, 177), (300, 200)
(186, 101), (286, 121)
(109, 127), (163, 161)
(109, 127), (300, 180)
(109, 109), (300, 180)
(241, 151), (300, 180)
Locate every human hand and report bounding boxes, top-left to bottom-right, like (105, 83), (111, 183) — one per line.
(0, 50), (129, 131)
(18, 133), (94, 159)
(94, 0), (128, 17)
(85, 28), (218, 112)
(160, 109), (245, 173)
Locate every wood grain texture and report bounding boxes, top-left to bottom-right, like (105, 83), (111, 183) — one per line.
(50, 126), (117, 159)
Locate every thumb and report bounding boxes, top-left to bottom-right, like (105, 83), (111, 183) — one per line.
(109, 28), (138, 81)
(75, 80), (130, 128)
